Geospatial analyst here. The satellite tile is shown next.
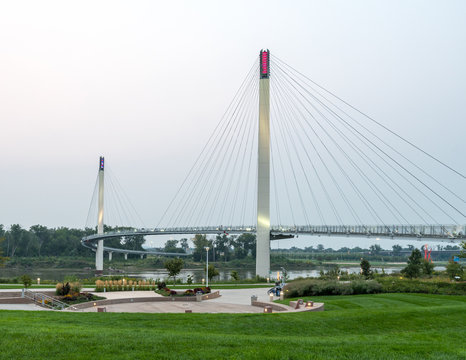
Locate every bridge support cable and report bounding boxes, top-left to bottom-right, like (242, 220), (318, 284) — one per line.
(272, 66), (383, 227)
(200, 79), (259, 227)
(226, 83), (259, 227)
(187, 74), (258, 227)
(274, 62), (464, 224)
(106, 167), (146, 229)
(270, 55), (465, 228)
(273, 65), (427, 226)
(273, 56), (465, 210)
(85, 163), (146, 231)
(157, 61), (259, 229)
(167, 74), (255, 226)
(272, 73), (360, 227)
(85, 172), (100, 229)
(271, 77), (324, 227)
(275, 63), (464, 225)
(272, 70), (367, 227)
(273, 79), (364, 227)
(273, 69), (444, 226)
(272, 55), (466, 181)
(156, 62), (257, 227)
(274, 63), (442, 227)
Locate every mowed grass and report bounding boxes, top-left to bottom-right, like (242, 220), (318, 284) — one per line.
(0, 293), (465, 360)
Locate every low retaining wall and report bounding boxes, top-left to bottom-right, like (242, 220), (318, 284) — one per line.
(251, 301), (289, 312)
(72, 291), (221, 310)
(202, 291), (220, 300)
(0, 297), (34, 304)
(72, 296), (196, 309)
(302, 302), (324, 312)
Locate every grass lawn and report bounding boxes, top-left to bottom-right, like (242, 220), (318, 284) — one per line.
(0, 293), (464, 359)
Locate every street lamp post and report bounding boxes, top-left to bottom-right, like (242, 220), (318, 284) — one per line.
(205, 247), (210, 288)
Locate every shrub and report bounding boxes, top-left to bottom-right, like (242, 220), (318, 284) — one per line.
(283, 279), (382, 298)
(421, 260), (435, 277)
(445, 260), (464, 280)
(70, 282), (82, 295)
(20, 275), (32, 288)
(401, 249), (422, 279)
(230, 271), (239, 281)
(360, 259), (373, 279)
(55, 282), (71, 296)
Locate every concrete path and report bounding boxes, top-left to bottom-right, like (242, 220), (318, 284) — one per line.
(0, 287), (323, 314)
(0, 304), (49, 311)
(71, 287), (282, 314)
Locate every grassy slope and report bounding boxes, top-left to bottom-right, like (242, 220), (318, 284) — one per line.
(0, 293), (465, 360)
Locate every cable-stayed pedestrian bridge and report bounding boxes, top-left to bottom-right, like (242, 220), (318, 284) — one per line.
(83, 49), (465, 276)
(82, 224), (464, 257)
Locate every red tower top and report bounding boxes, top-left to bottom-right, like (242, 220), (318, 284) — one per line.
(99, 156), (104, 171)
(260, 50), (270, 79)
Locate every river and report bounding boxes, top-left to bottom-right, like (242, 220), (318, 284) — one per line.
(2, 265), (441, 283)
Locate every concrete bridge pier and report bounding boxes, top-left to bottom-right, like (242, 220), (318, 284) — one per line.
(108, 252), (113, 261)
(140, 254), (144, 259)
(124, 253), (128, 260)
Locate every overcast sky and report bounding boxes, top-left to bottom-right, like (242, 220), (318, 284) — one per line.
(1, 1), (465, 248)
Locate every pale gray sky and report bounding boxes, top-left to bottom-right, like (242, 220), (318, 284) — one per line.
(1, 0), (465, 252)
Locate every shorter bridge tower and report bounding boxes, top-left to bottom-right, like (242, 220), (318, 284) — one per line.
(95, 156), (105, 275)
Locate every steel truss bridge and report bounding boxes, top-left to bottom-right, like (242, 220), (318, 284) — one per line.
(82, 224), (465, 258)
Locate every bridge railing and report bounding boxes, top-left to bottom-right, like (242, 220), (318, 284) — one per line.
(82, 224), (465, 243)
(22, 289), (70, 310)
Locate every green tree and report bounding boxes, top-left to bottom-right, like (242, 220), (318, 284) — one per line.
(215, 234), (231, 261)
(207, 264), (219, 282)
(20, 274), (32, 288)
(7, 224), (23, 257)
(369, 244), (382, 255)
(0, 236), (8, 267)
(164, 258), (184, 285)
(392, 244), (402, 256)
(179, 238), (189, 252)
(29, 225), (50, 257)
(445, 259), (463, 280)
(421, 259), (435, 277)
(401, 249), (422, 279)
(232, 233), (256, 259)
(360, 258), (373, 279)
(192, 234), (210, 262)
(230, 270), (239, 281)
(459, 241), (466, 258)
(122, 234), (145, 251)
(164, 240), (180, 253)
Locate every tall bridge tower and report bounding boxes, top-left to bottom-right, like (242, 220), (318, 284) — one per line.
(256, 49), (271, 277)
(95, 156), (105, 275)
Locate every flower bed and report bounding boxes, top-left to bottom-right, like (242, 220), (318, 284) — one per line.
(155, 286), (211, 297)
(95, 279), (158, 292)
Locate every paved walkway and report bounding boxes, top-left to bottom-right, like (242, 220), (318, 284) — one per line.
(0, 288), (323, 314)
(72, 287), (279, 314)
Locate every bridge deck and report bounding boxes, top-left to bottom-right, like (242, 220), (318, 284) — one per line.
(81, 224), (464, 256)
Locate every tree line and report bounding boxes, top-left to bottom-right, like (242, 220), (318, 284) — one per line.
(0, 223), (463, 262)
(0, 224), (145, 258)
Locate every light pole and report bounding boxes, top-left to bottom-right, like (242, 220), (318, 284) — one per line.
(205, 247), (210, 288)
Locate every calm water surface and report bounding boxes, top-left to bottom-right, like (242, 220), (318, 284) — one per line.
(2, 266), (443, 282)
